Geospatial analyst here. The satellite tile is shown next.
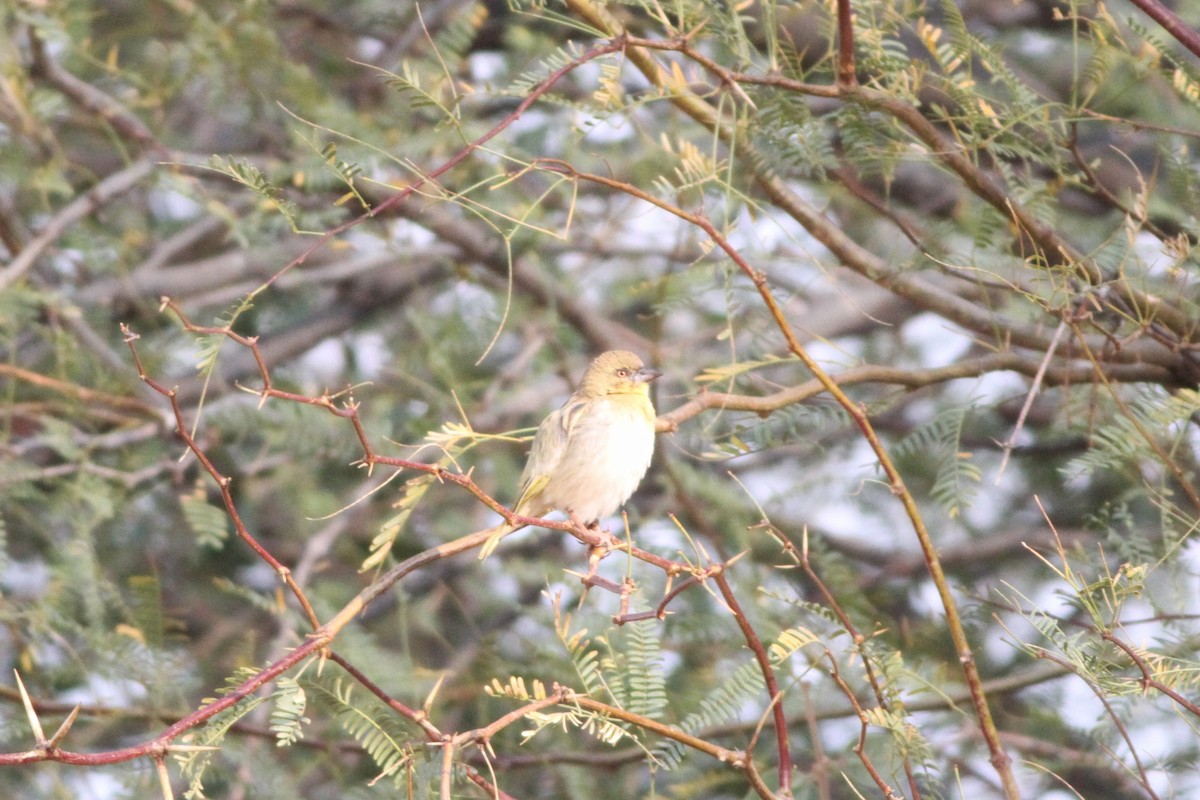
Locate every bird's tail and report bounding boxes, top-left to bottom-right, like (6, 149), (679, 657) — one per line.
(478, 521), (527, 560)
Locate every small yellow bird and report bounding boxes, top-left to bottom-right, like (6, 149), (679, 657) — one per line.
(482, 350), (660, 555)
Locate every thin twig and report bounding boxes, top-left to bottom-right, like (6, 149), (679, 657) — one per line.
(0, 160), (157, 293)
(1067, 124), (1171, 242)
(822, 653), (902, 799)
(1125, 0), (1200, 59)
(781, 525), (922, 798)
(1103, 633), (1200, 718)
(835, 0), (857, 87)
(713, 570), (794, 796)
(1030, 651), (1160, 800)
(996, 318), (1068, 480)
(800, 684), (833, 800)
(1067, 321), (1200, 513)
(121, 323), (322, 631)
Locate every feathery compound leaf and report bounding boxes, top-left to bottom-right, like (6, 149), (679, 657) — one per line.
(937, 0), (973, 61)
(207, 155), (302, 231)
(308, 677), (416, 786)
(555, 603), (606, 695)
(562, 629), (604, 696)
(314, 141), (368, 211)
(1064, 387), (1195, 482)
(894, 402), (980, 518)
(362, 473), (435, 571)
(176, 667), (268, 798)
(180, 482), (230, 550)
(622, 621), (667, 720)
(505, 41), (594, 98)
(653, 658), (766, 769)
(270, 677), (309, 747)
(432, 1), (488, 62)
(126, 574), (167, 650)
(520, 707), (630, 746)
(191, 334), (225, 379)
(769, 626), (819, 663)
(485, 675), (549, 701)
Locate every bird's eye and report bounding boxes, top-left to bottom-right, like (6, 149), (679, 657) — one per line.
(616, 368), (630, 378)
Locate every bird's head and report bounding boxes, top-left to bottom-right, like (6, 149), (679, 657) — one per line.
(577, 350), (662, 398)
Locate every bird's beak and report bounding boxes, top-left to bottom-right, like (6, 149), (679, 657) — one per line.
(635, 366), (663, 384)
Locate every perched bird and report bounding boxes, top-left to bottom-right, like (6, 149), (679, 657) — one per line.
(482, 350), (661, 555)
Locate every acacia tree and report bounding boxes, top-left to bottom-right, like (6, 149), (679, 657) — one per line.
(3, 1), (1200, 798)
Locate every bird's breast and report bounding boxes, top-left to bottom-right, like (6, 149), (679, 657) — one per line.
(538, 394), (656, 523)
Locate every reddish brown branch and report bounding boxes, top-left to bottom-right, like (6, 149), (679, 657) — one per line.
(821, 652), (902, 799)
(327, 652), (516, 800)
(0, 639), (322, 767)
(1126, 0), (1200, 60)
(120, 323), (322, 630)
(835, 0), (857, 87)
(1103, 632), (1200, 718)
(1032, 651), (1160, 800)
(712, 571), (793, 796)
(765, 524), (921, 797)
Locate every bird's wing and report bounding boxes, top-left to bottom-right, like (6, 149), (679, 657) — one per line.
(512, 397), (587, 514)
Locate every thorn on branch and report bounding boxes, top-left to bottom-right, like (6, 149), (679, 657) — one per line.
(46, 705), (81, 750)
(14, 671), (46, 744)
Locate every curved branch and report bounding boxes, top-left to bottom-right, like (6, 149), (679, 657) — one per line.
(0, 160), (157, 294)
(1126, 0), (1200, 60)
(655, 352), (1175, 432)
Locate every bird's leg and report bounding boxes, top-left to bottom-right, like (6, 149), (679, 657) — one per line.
(563, 508), (599, 533)
(562, 509), (631, 594)
(573, 510), (625, 551)
(565, 509), (610, 550)
(583, 535), (620, 591)
(563, 509), (600, 533)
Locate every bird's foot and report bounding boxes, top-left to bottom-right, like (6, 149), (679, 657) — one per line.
(565, 509), (592, 534)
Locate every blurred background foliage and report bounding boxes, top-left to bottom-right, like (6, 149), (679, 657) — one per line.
(3, 0), (1200, 798)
